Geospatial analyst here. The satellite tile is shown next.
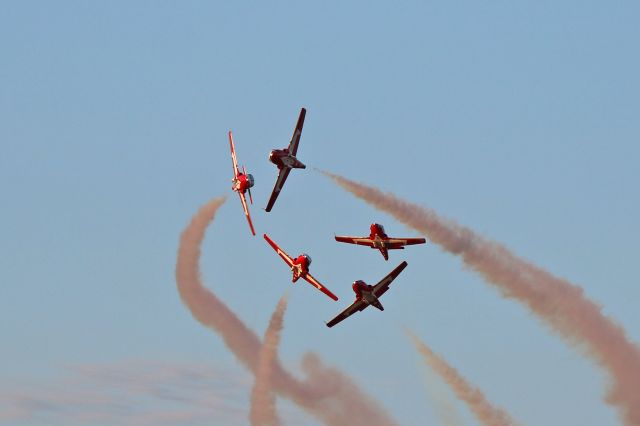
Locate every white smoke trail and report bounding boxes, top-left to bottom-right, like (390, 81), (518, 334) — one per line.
(323, 171), (640, 426)
(421, 364), (464, 426)
(175, 197), (398, 426)
(250, 295), (288, 426)
(407, 330), (519, 426)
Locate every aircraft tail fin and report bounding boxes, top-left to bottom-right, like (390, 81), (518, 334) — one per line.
(380, 247), (389, 261)
(371, 299), (384, 311)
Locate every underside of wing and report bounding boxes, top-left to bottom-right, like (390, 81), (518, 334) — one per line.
(303, 273), (339, 301)
(334, 236), (375, 247)
(238, 192), (255, 235)
(373, 261), (408, 298)
(386, 237), (427, 247)
(228, 131), (240, 178)
(288, 108), (306, 156)
(265, 167), (291, 212)
(326, 299), (367, 328)
(263, 233), (294, 267)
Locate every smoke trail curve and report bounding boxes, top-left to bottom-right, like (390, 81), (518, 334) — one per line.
(175, 197), (398, 426)
(407, 330), (519, 426)
(250, 295), (288, 426)
(322, 171), (640, 425)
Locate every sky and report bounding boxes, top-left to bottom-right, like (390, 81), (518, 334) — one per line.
(1, 1), (639, 425)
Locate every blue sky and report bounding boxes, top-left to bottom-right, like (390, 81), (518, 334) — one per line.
(1, 1), (639, 425)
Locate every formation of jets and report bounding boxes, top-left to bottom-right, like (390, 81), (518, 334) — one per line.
(226, 108), (427, 327)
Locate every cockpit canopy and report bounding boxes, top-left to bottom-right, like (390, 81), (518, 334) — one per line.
(302, 253), (312, 265)
(246, 174), (255, 188)
(371, 223), (385, 235)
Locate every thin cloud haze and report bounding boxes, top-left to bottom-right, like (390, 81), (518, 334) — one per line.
(0, 361), (254, 426)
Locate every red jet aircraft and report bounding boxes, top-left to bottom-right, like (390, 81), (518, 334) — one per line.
(326, 261), (408, 328)
(228, 131), (255, 236)
(265, 108), (307, 212)
(263, 233), (338, 301)
(335, 223), (426, 260)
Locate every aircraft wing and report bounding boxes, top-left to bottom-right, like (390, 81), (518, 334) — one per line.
(334, 235), (375, 247)
(228, 131), (240, 178)
(263, 233), (294, 267)
(326, 299), (368, 328)
(264, 167), (291, 212)
(288, 107), (306, 156)
(238, 191), (255, 236)
(385, 237), (427, 248)
(373, 261), (408, 298)
(303, 272), (339, 301)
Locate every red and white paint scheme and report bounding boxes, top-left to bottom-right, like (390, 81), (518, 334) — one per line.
(263, 233), (338, 301)
(265, 108), (307, 212)
(326, 261), (408, 328)
(334, 223), (426, 260)
(228, 131), (255, 236)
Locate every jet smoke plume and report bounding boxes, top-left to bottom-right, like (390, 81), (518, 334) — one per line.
(322, 171), (640, 426)
(407, 330), (519, 426)
(250, 295), (288, 426)
(175, 197), (398, 426)
(420, 364), (464, 426)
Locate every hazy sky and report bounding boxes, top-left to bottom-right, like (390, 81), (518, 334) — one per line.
(1, 2), (639, 425)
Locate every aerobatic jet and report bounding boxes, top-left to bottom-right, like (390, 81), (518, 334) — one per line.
(326, 261), (408, 328)
(228, 131), (255, 236)
(265, 108), (307, 212)
(263, 233), (338, 301)
(334, 223), (426, 260)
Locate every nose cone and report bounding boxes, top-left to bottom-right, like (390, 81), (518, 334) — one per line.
(352, 280), (365, 291)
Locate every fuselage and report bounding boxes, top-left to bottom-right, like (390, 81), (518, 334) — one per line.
(291, 254), (312, 282)
(369, 223), (389, 247)
(232, 172), (254, 193)
(352, 280), (383, 310)
(369, 223), (390, 260)
(269, 148), (306, 169)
